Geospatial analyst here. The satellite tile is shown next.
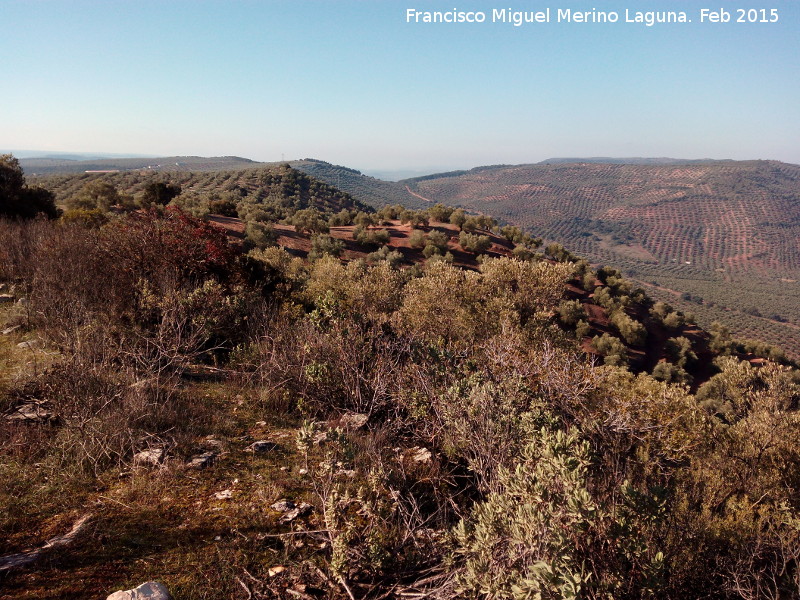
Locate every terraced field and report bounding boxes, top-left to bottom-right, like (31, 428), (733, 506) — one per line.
(407, 162), (799, 272)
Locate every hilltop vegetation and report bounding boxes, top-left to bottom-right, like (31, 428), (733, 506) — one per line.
(1, 160), (800, 599)
(33, 162), (369, 221)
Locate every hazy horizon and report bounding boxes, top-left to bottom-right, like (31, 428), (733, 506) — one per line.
(3, 1), (799, 170)
(10, 148), (794, 182)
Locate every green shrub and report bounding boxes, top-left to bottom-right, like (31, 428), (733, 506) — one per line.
(309, 234), (344, 260)
(611, 310), (647, 346)
(208, 197), (238, 216)
(245, 221), (276, 249)
(652, 361), (691, 385)
(459, 231), (491, 254)
(453, 426), (599, 599)
(592, 333), (628, 366)
(558, 299), (587, 326)
(408, 229), (427, 249)
(353, 225), (390, 247)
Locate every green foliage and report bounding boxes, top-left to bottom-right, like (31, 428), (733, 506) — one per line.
(366, 245), (404, 268)
(558, 300), (587, 327)
(593, 286), (617, 310)
(400, 209), (429, 228)
(0, 154), (59, 219)
(459, 231), (492, 254)
(581, 270), (596, 292)
(354, 211), (377, 227)
(575, 319), (591, 339)
(544, 242), (575, 263)
(453, 425), (599, 599)
(428, 203), (454, 223)
(309, 234), (344, 260)
(501, 225), (524, 244)
(664, 336), (697, 367)
(376, 204), (404, 221)
(353, 225), (391, 247)
(512, 244), (536, 261)
(292, 207), (330, 234)
(662, 311), (685, 329)
(208, 197), (238, 216)
(140, 181), (181, 206)
(329, 208), (354, 226)
(610, 310), (647, 346)
(60, 207), (109, 228)
(461, 216), (479, 233)
(420, 230), (450, 258)
(651, 361), (691, 385)
(66, 180), (121, 211)
(244, 221), (276, 249)
(449, 208), (467, 229)
(592, 333), (628, 366)
(408, 228), (427, 249)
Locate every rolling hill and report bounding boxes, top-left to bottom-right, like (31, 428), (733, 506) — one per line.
(23, 155), (800, 357)
(292, 159), (800, 357)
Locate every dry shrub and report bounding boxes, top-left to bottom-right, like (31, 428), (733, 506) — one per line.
(243, 306), (409, 418)
(2, 360), (180, 476)
(1, 210), (254, 368)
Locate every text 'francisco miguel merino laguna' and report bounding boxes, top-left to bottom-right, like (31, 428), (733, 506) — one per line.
(405, 8), (692, 26)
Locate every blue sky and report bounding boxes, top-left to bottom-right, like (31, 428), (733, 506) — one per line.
(2, 0), (799, 171)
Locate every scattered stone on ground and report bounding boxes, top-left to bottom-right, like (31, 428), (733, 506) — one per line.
(133, 448), (165, 467)
(271, 499), (295, 512)
(1, 325), (21, 335)
(268, 565), (286, 577)
(106, 581), (172, 600)
(279, 502), (313, 524)
(247, 440), (279, 453)
(213, 489), (233, 500)
(203, 437), (224, 450)
(4, 402), (56, 423)
(16, 297), (28, 306)
(185, 451), (218, 469)
(411, 447), (433, 464)
(16, 339), (40, 350)
(337, 412), (368, 430)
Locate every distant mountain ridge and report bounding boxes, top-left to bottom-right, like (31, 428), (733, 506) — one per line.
(537, 157), (737, 166)
(19, 155), (261, 175)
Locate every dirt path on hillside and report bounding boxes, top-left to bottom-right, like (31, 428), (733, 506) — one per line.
(405, 185), (434, 203)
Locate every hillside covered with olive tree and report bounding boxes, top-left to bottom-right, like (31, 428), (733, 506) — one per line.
(1, 154), (799, 599)
(293, 158), (800, 359)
